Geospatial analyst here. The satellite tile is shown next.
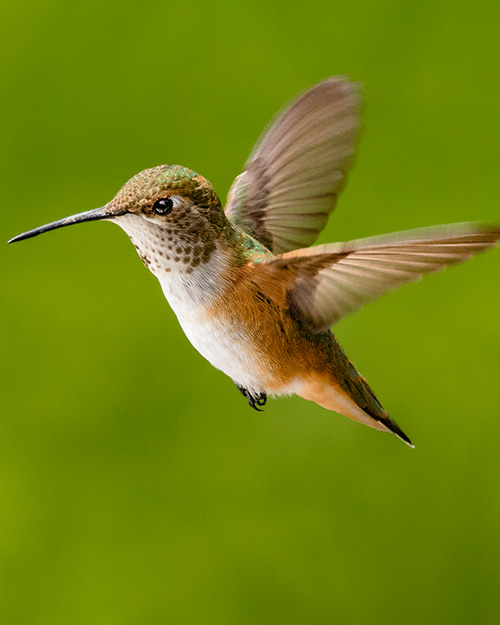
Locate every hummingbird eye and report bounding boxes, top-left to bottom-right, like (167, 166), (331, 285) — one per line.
(152, 197), (174, 216)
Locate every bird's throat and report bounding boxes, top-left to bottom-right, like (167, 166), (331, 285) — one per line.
(113, 213), (236, 309)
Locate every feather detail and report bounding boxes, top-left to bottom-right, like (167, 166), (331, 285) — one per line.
(225, 77), (361, 254)
(256, 222), (500, 332)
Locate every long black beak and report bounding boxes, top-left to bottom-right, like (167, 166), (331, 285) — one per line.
(8, 207), (110, 244)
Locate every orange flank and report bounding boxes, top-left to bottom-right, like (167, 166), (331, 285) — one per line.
(204, 255), (413, 445)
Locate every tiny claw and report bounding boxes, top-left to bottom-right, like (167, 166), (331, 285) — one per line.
(255, 393), (267, 407)
(235, 384), (267, 412)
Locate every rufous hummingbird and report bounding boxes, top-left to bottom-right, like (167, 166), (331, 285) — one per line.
(9, 77), (500, 447)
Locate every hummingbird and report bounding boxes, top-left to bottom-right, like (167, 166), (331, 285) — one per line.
(9, 77), (500, 447)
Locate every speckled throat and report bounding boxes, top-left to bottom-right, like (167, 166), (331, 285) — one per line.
(103, 164), (265, 314)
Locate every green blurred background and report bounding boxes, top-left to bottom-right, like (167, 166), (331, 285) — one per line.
(2, 0), (500, 623)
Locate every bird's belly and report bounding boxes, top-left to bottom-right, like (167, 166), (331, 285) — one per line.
(177, 315), (266, 392)
(158, 270), (300, 395)
(157, 266), (263, 388)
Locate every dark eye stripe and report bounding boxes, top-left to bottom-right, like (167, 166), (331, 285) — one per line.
(152, 197), (173, 215)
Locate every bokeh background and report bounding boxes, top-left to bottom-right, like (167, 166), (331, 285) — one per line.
(2, 1), (500, 623)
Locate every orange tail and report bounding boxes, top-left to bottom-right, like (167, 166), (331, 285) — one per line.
(297, 334), (413, 447)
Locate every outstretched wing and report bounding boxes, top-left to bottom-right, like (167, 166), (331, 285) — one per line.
(257, 223), (500, 332)
(225, 77), (361, 255)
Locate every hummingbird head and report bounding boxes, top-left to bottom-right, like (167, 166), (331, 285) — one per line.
(106, 165), (229, 274)
(9, 164), (232, 275)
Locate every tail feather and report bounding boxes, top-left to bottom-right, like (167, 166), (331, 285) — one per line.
(381, 417), (414, 448)
(363, 405), (414, 447)
(298, 333), (413, 446)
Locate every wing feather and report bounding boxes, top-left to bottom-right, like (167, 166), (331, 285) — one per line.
(225, 77), (361, 254)
(258, 223), (500, 332)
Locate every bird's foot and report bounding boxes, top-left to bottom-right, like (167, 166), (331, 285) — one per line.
(236, 385), (267, 412)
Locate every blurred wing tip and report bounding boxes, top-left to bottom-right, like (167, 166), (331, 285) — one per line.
(343, 221), (500, 251)
(320, 75), (363, 104)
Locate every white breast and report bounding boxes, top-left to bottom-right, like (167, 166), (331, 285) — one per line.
(155, 249), (265, 393)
